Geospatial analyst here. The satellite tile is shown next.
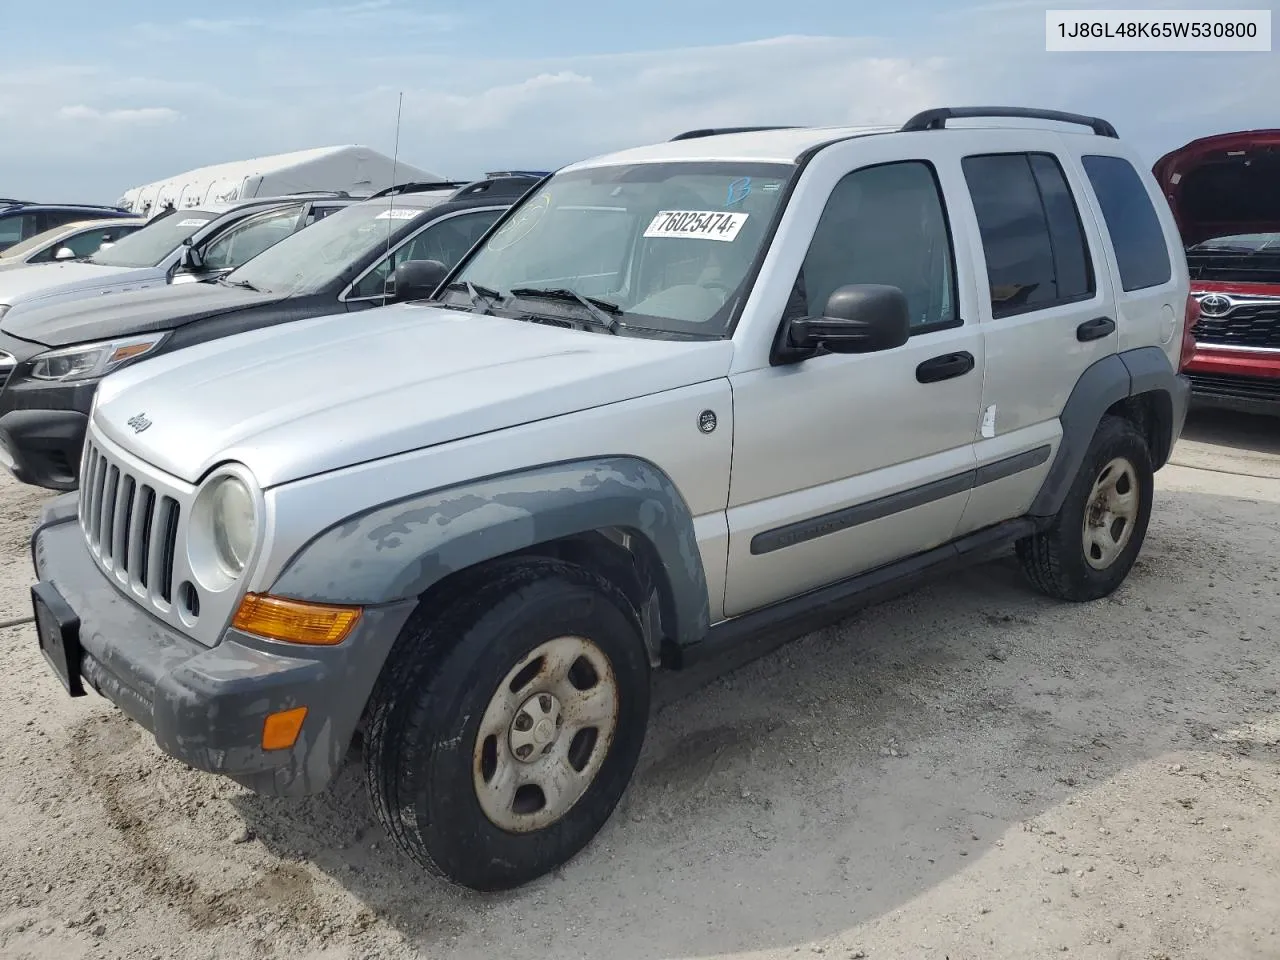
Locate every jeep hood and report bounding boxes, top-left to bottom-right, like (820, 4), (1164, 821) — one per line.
(93, 305), (734, 487)
(0, 281), (280, 347)
(0, 261), (162, 310)
(1153, 129), (1280, 247)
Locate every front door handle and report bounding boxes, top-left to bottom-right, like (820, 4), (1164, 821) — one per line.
(916, 351), (975, 384)
(1076, 316), (1116, 342)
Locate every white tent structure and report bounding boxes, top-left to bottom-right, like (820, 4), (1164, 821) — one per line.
(116, 145), (444, 216)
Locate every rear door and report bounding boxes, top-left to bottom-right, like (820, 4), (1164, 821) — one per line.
(947, 132), (1118, 536)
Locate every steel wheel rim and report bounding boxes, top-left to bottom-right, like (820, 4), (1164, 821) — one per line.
(1082, 456), (1140, 570)
(473, 635), (619, 833)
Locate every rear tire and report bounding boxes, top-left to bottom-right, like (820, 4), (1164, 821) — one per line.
(1017, 415), (1153, 602)
(363, 558), (650, 891)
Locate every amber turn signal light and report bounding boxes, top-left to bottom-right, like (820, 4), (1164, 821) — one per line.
(231, 593), (361, 646)
(262, 706), (308, 751)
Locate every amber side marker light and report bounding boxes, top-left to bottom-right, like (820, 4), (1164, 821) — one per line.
(262, 706), (309, 751)
(232, 593), (362, 646)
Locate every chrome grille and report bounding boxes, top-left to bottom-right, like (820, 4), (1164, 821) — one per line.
(79, 437), (181, 607)
(1193, 297), (1280, 351)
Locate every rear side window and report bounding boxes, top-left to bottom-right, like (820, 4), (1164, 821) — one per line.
(1081, 155), (1172, 292)
(963, 152), (1095, 318)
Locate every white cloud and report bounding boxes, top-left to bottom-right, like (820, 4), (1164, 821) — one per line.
(57, 105), (180, 124)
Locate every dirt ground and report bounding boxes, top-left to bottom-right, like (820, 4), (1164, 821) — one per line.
(1, 407), (1278, 960)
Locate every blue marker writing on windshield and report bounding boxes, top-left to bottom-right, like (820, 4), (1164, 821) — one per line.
(726, 176), (751, 206)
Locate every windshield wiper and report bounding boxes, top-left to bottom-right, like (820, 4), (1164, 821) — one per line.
(219, 277), (260, 291)
(444, 280), (503, 315)
(509, 287), (622, 334)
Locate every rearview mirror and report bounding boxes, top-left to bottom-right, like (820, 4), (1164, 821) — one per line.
(391, 259), (448, 302)
(786, 284), (911, 355)
(53, 246), (75, 260)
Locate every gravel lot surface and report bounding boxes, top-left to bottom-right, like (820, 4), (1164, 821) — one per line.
(1, 408), (1278, 960)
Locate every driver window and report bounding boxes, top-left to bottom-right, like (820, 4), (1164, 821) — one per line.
(349, 209), (502, 300)
(786, 160), (958, 333)
(200, 206), (304, 272)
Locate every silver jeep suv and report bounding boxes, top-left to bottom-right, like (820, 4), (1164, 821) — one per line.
(30, 106), (1193, 891)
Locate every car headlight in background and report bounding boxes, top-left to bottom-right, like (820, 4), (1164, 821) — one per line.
(29, 332), (167, 382)
(189, 467), (261, 590)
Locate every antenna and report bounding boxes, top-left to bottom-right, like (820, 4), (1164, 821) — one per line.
(383, 90), (404, 270)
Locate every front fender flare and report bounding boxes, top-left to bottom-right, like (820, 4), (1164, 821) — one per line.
(269, 456), (711, 649)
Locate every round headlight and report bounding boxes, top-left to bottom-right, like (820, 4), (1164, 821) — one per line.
(209, 476), (256, 575)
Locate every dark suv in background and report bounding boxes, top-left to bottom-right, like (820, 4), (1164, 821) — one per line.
(0, 201), (136, 253)
(0, 173), (543, 489)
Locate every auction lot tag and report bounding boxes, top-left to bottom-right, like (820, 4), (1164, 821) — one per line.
(177, 219), (211, 227)
(375, 209), (419, 220)
(643, 210), (749, 242)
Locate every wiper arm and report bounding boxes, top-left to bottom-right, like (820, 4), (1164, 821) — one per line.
(220, 277), (260, 291)
(509, 286), (622, 334)
(445, 280), (503, 315)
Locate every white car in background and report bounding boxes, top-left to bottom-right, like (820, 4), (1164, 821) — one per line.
(0, 218), (146, 273)
(0, 194), (354, 322)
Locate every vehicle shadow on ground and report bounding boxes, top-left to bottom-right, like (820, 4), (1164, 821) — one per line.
(228, 486), (1280, 959)
(1180, 406), (1280, 457)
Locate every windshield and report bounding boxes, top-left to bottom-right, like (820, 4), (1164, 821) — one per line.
(88, 212), (216, 268)
(0, 224), (82, 260)
(447, 161), (794, 336)
(223, 197), (444, 295)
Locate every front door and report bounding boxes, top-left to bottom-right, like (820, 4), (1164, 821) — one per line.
(723, 146), (986, 617)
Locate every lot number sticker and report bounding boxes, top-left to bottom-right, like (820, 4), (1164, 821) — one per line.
(644, 210), (749, 242)
(177, 219), (211, 227)
(375, 209), (419, 220)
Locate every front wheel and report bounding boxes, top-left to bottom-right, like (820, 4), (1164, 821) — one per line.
(363, 559), (651, 891)
(1017, 415), (1154, 602)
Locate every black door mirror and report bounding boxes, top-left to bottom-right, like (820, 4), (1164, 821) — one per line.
(787, 283), (911, 355)
(180, 240), (205, 272)
(391, 259), (448, 302)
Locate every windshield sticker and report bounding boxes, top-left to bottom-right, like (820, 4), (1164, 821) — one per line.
(643, 210), (749, 242)
(726, 177), (751, 206)
(176, 218), (211, 227)
(375, 209), (419, 220)
(487, 192), (551, 252)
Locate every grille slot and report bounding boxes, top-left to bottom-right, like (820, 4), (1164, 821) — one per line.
(1194, 300), (1280, 350)
(79, 440), (182, 607)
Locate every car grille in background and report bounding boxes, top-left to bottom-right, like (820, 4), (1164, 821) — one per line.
(1194, 300), (1280, 350)
(78, 438), (180, 605)
(1188, 372), (1280, 404)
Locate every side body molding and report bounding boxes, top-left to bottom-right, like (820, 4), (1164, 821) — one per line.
(269, 456), (712, 649)
(1030, 345), (1189, 518)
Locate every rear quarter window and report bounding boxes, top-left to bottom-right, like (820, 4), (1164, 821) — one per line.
(1081, 155), (1172, 292)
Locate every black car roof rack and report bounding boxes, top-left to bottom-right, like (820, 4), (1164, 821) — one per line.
(670, 126), (798, 141)
(449, 175), (545, 200)
(484, 170), (551, 179)
(901, 107), (1119, 139)
(369, 180), (471, 199)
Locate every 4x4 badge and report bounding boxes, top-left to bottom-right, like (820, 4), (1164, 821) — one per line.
(698, 410), (717, 434)
(126, 413), (152, 434)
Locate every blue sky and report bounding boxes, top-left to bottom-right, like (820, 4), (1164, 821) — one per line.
(2, 0), (1275, 202)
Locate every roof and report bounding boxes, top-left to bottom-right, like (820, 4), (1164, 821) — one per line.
(0, 202), (130, 215)
(140, 145), (375, 187)
(563, 126), (897, 170)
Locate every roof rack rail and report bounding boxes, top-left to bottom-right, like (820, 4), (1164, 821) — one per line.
(483, 170), (551, 179)
(449, 175), (546, 200)
(669, 125), (799, 141)
(900, 107), (1118, 139)
(369, 180), (471, 199)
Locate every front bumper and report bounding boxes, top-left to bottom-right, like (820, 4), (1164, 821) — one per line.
(0, 374), (97, 490)
(31, 495), (415, 797)
(1186, 347), (1280, 417)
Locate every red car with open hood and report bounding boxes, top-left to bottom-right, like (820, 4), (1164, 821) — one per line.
(1154, 129), (1280, 416)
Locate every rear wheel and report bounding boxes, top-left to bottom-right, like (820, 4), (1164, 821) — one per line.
(363, 558), (650, 891)
(1017, 415), (1154, 601)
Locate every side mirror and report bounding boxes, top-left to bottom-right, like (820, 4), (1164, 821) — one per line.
(180, 240), (205, 272)
(786, 284), (911, 355)
(391, 259), (448, 302)
(53, 246), (76, 261)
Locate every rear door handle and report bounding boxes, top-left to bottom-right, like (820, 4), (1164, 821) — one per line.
(916, 350), (975, 384)
(1076, 316), (1116, 342)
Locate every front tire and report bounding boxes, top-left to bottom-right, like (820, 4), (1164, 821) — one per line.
(363, 559), (651, 891)
(1017, 415), (1154, 602)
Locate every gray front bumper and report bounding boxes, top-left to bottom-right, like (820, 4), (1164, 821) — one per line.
(31, 494), (415, 797)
